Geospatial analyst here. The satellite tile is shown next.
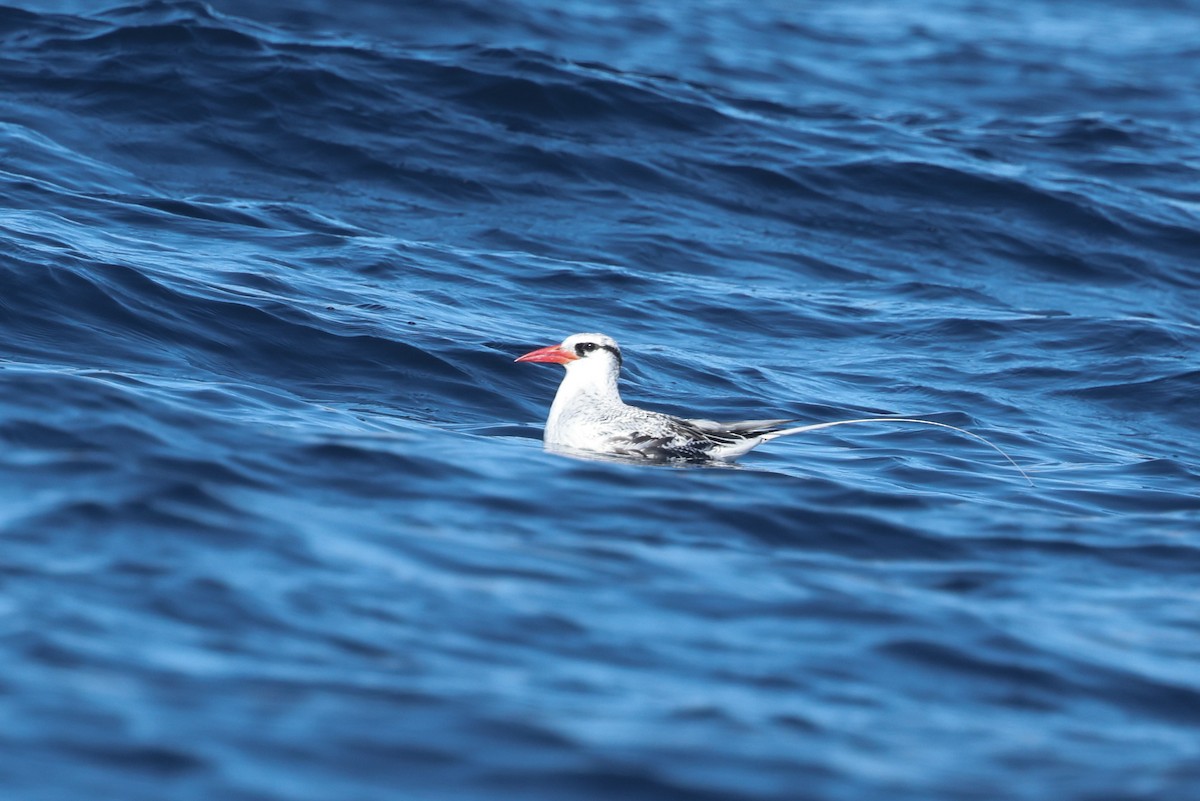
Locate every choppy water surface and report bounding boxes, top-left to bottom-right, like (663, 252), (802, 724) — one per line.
(1, 1), (1198, 799)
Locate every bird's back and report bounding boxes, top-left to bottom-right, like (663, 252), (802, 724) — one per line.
(550, 395), (791, 462)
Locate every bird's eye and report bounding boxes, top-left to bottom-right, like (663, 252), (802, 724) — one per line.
(575, 342), (598, 356)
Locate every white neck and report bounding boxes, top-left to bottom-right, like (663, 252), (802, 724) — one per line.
(545, 353), (623, 442)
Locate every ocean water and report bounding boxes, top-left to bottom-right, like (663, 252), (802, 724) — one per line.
(1, 1), (1198, 799)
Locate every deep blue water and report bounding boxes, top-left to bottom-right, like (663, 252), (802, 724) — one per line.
(2, 1), (1199, 799)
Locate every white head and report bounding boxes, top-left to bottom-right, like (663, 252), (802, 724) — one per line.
(516, 332), (621, 367)
(515, 332), (623, 389)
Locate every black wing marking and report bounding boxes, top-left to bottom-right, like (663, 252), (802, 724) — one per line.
(603, 431), (709, 461)
(604, 418), (783, 462)
(685, 418), (796, 437)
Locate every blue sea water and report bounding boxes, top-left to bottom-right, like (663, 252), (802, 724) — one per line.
(1, 0), (1199, 799)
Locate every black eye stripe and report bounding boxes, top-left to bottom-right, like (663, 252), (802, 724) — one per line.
(572, 341), (622, 365)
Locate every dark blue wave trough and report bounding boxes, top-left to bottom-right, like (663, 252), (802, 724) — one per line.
(1, 1), (1198, 799)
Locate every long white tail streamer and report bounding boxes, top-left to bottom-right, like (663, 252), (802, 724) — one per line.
(763, 417), (1034, 486)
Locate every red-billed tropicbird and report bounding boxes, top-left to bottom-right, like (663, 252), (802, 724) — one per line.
(516, 332), (1031, 481)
